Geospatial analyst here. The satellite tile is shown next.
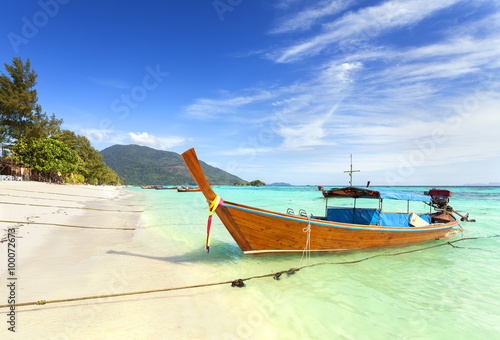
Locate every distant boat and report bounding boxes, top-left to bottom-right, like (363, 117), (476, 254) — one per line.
(177, 185), (201, 192)
(154, 185), (179, 190)
(182, 148), (463, 256)
(140, 185), (155, 189)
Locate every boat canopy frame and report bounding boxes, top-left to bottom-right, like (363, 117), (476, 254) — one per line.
(323, 187), (431, 202)
(323, 187), (433, 226)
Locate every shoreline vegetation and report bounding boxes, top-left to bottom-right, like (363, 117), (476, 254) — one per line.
(233, 180), (266, 186)
(0, 57), (121, 186)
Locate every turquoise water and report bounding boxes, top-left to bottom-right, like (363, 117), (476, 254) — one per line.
(130, 186), (500, 339)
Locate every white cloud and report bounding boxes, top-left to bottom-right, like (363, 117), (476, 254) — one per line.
(76, 128), (192, 151)
(353, 35), (500, 85)
(272, 0), (463, 63)
(277, 106), (337, 149)
(79, 128), (129, 144)
(221, 147), (275, 156)
(181, 1), (499, 185)
(128, 132), (191, 150)
(185, 90), (276, 119)
(270, 0), (353, 34)
(320, 62), (362, 84)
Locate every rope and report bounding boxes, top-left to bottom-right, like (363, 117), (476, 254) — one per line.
(1, 235), (497, 310)
(0, 282), (237, 309)
(0, 220), (135, 231)
(299, 214), (312, 266)
(0, 201), (144, 213)
(1, 193), (141, 206)
(1, 188), (115, 199)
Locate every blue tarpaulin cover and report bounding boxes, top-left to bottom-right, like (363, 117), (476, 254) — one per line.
(379, 212), (431, 227)
(326, 208), (432, 226)
(327, 208), (380, 225)
(376, 189), (431, 202)
(324, 187), (431, 202)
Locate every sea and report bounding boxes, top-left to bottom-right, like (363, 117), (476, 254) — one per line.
(126, 185), (500, 339)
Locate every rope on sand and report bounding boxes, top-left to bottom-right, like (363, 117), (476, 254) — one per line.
(0, 236), (497, 309)
(0, 220), (135, 231)
(2, 193), (141, 206)
(1, 187), (115, 199)
(0, 201), (144, 213)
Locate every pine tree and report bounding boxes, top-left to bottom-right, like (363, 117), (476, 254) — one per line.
(0, 57), (61, 142)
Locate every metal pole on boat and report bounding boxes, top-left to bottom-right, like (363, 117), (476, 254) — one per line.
(379, 199), (383, 225)
(353, 197), (357, 223)
(344, 154), (360, 187)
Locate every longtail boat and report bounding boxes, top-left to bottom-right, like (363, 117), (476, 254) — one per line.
(182, 148), (464, 256)
(177, 185), (201, 192)
(154, 185), (179, 190)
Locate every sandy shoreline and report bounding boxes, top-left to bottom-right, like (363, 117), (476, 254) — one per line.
(0, 182), (146, 338)
(0, 182), (267, 339)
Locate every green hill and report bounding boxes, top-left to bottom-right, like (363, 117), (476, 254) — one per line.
(100, 144), (246, 186)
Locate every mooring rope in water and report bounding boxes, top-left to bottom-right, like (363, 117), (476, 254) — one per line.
(0, 201), (144, 213)
(0, 220), (135, 231)
(0, 235), (497, 309)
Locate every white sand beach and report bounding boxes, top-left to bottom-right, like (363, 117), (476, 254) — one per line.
(0, 182), (214, 339)
(0, 182), (140, 337)
(0, 181), (265, 340)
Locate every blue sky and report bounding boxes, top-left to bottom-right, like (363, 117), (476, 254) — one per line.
(1, 0), (499, 185)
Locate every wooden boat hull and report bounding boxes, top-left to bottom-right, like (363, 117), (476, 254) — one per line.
(216, 201), (459, 255)
(181, 148), (460, 256)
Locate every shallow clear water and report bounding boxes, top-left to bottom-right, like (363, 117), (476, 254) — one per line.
(129, 186), (500, 339)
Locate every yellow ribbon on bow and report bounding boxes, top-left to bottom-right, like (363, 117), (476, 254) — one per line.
(206, 195), (223, 253)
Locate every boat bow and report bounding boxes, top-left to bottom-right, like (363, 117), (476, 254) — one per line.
(181, 148), (252, 251)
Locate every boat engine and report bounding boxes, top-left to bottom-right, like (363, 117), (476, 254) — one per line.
(425, 189), (452, 210)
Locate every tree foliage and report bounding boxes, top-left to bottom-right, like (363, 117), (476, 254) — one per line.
(52, 130), (121, 184)
(234, 180), (266, 186)
(1, 57), (120, 185)
(13, 137), (78, 175)
(0, 57), (62, 142)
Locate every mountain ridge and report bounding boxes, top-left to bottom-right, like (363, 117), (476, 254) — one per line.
(100, 144), (246, 186)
